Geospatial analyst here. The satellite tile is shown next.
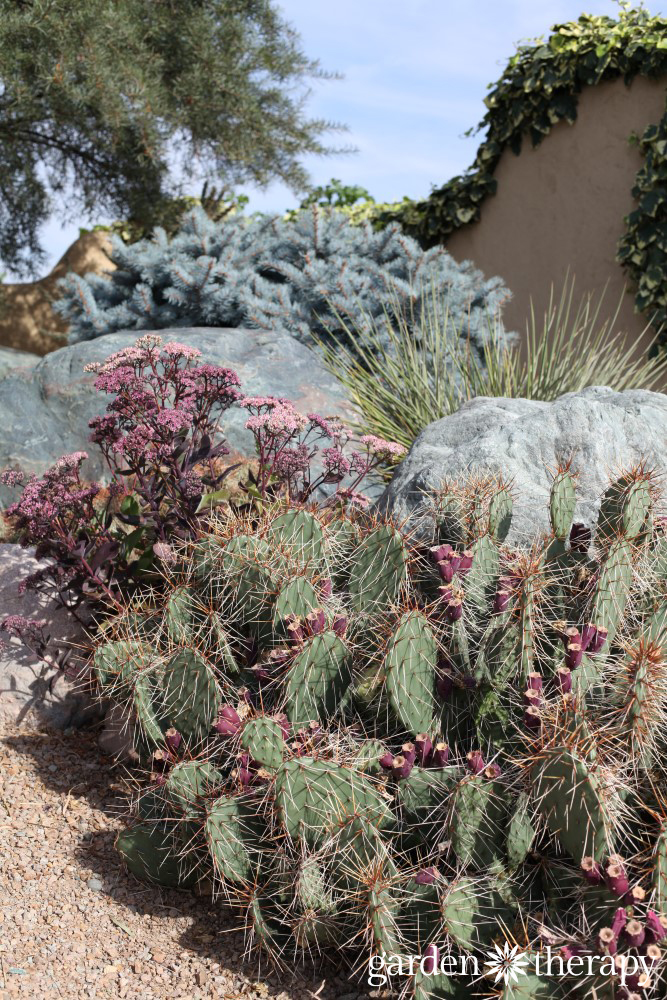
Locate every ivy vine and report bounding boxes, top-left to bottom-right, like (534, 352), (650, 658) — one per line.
(376, 5), (667, 340)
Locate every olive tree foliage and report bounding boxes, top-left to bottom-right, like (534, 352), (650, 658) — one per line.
(0, 0), (348, 276)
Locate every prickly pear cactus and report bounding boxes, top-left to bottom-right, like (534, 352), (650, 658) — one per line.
(95, 467), (667, 999)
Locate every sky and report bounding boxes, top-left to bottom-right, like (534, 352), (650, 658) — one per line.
(33, 0), (662, 278)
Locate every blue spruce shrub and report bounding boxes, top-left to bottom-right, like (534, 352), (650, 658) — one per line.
(57, 206), (513, 355)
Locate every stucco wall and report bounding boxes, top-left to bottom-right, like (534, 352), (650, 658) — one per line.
(447, 76), (667, 358)
(0, 230), (114, 355)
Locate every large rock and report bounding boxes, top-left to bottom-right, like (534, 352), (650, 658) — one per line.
(0, 327), (355, 507)
(0, 545), (94, 728)
(380, 387), (667, 546)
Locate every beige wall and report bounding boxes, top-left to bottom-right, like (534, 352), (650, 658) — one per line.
(447, 76), (667, 358)
(0, 230), (114, 355)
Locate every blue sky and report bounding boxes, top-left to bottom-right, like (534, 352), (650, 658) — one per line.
(34, 0), (662, 277)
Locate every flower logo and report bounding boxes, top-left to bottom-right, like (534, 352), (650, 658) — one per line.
(484, 942), (529, 986)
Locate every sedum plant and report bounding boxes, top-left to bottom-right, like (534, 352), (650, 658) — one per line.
(95, 461), (667, 998)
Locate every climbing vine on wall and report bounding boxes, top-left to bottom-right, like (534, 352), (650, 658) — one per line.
(375, 5), (667, 339)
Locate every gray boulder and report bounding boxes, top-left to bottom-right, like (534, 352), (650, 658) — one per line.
(0, 346), (39, 379)
(0, 544), (94, 728)
(380, 387), (667, 546)
(0, 327), (355, 506)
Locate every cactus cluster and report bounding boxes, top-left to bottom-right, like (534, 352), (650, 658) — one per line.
(93, 465), (667, 999)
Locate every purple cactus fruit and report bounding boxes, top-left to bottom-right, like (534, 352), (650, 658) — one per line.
(252, 664), (271, 682)
(560, 944), (583, 961)
(527, 672), (543, 692)
(565, 642), (583, 670)
(296, 727), (309, 744)
(430, 543), (453, 563)
(523, 688), (541, 708)
(611, 907), (628, 938)
(449, 555), (462, 574)
(555, 666), (572, 694)
(646, 910), (667, 942)
(580, 623), (596, 652)
(238, 752), (251, 770)
(624, 919), (645, 949)
(606, 862), (630, 897)
(436, 673), (453, 700)
(493, 589), (511, 614)
(320, 578), (333, 599)
(588, 625), (609, 654)
(332, 614), (348, 637)
(165, 728), (182, 753)
(597, 927), (617, 955)
(152, 749), (171, 772)
(238, 687), (253, 705)
(445, 598), (463, 623)
(625, 885), (646, 907)
(645, 943), (662, 964)
(152, 771), (167, 786)
(306, 608), (326, 636)
(570, 522), (592, 553)
(237, 767), (253, 787)
(421, 944), (439, 975)
(379, 751), (394, 771)
(524, 706), (542, 730)
(401, 742), (416, 765)
(484, 763), (501, 779)
(466, 750), (484, 775)
(457, 549), (474, 577)
(392, 754), (413, 780)
(563, 625), (581, 646)
(437, 560), (455, 584)
(287, 619), (305, 644)
(463, 673), (476, 689)
(431, 742), (449, 767)
(581, 856), (603, 885)
(415, 733), (432, 765)
(214, 704), (241, 736)
(415, 866), (439, 885)
(438, 584), (453, 604)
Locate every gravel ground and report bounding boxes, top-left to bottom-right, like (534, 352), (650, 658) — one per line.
(0, 723), (376, 1000)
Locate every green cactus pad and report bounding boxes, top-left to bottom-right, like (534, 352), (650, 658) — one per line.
(506, 793), (536, 868)
(208, 613), (240, 675)
(450, 774), (507, 868)
(285, 631), (352, 726)
(267, 509), (325, 566)
(165, 761), (223, 814)
(590, 537), (633, 643)
(489, 487), (513, 542)
(163, 647), (220, 742)
(654, 825), (667, 906)
(240, 717), (285, 770)
(348, 523), (408, 610)
(464, 533), (500, 610)
(116, 823), (197, 888)
(598, 474), (651, 541)
(275, 757), (392, 846)
(550, 471), (577, 540)
(398, 767), (459, 821)
(351, 739), (390, 775)
(384, 612), (437, 736)
(297, 857), (336, 914)
(368, 884), (404, 956)
(192, 535), (225, 580)
(165, 586), (198, 644)
(132, 671), (165, 747)
(531, 750), (610, 863)
(441, 877), (513, 950)
(93, 639), (152, 688)
(205, 795), (253, 885)
(273, 577), (320, 634)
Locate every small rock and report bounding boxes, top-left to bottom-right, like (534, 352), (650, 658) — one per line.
(87, 877), (103, 891)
